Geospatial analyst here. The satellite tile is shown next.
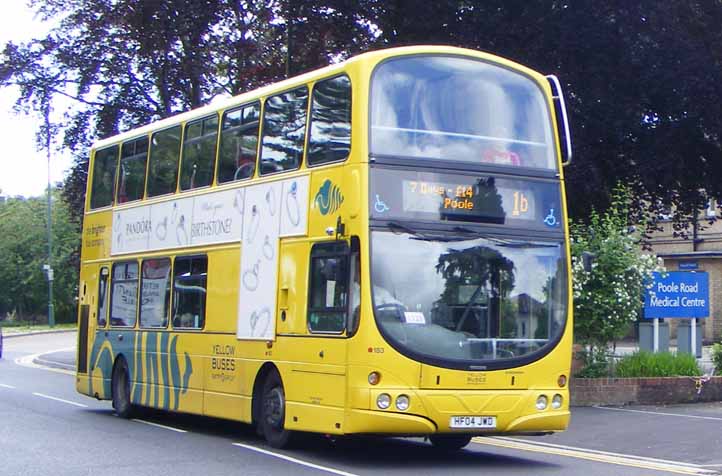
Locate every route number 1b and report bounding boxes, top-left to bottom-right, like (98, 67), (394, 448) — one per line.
(512, 192), (529, 217)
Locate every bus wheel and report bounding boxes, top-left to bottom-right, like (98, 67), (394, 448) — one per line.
(112, 358), (136, 419)
(429, 435), (472, 451)
(260, 371), (293, 448)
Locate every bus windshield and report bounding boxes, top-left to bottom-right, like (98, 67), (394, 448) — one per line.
(370, 230), (567, 368)
(370, 55), (556, 170)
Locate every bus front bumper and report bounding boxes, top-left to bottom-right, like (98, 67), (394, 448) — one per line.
(345, 388), (570, 436)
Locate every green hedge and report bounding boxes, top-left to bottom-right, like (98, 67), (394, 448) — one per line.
(615, 351), (701, 377)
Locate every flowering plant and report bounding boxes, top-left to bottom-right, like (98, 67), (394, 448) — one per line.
(571, 186), (665, 373)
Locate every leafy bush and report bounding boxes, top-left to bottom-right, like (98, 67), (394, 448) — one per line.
(574, 347), (610, 378)
(615, 351), (701, 377)
(571, 185), (664, 374)
(712, 343), (722, 376)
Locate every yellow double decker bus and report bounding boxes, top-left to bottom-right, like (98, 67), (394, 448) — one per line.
(76, 45), (573, 450)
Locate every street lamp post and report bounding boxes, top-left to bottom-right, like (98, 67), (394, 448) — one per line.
(44, 107), (55, 328)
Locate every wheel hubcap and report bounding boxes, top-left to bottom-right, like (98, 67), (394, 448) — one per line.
(264, 387), (284, 429)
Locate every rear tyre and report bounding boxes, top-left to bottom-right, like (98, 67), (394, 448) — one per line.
(260, 371), (294, 448)
(429, 435), (472, 451)
(112, 358), (136, 418)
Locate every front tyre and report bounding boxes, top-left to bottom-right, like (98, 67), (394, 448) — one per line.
(112, 358), (136, 418)
(429, 435), (472, 451)
(260, 371), (294, 448)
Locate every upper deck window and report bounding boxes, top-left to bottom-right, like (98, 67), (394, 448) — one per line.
(260, 87), (308, 175)
(370, 56), (555, 171)
(181, 114), (219, 190)
(118, 136), (149, 203)
(308, 75), (352, 166)
(89, 145), (119, 210)
(217, 102), (260, 183)
(147, 126), (181, 197)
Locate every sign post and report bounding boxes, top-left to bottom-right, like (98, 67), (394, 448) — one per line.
(653, 318), (659, 352)
(644, 271), (709, 356)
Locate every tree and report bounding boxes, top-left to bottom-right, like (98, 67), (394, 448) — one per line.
(0, 191), (80, 323)
(3, 0), (722, 229)
(2, 0), (381, 224)
(570, 186), (664, 376)
(1, 0), (285, 222)
(371, 1), (722, 229)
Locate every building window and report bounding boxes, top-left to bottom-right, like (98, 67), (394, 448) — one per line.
(140, 258), (171, 328)
(110, 261), (139, 327)
(308, 75), (351, 166)
(181, 114), (219, 190)
(147, 126), (181, 197)
(172, 255), (207, 329)
(308, 242), (349, 333)
(217, 103), (260, 183)
(260, 87), (308, 175)
(90, 146), (118, 210)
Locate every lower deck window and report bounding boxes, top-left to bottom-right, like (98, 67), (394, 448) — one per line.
(172, 255), (207, 329)
(140, 258), (171, 328)
(110, 261), (139, 327)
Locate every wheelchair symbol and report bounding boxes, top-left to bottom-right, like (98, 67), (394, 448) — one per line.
(544, 208), (558, 227)
(374, 195), (390, 214)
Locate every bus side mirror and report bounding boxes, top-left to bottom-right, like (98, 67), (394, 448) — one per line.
(546, 75), (573, 167)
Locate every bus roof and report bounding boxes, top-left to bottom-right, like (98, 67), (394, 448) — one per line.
(90, 45), (543, 151)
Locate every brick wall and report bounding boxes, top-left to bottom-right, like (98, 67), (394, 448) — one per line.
(571, 376), (722, 406)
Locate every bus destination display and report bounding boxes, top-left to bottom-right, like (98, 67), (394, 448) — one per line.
(370, 168), (561, 230)
(403, 180), (535, 219)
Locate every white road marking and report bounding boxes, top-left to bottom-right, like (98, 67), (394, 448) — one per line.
(494, 436), (709, 469)
(15, 347), (76, 376)
(32, 392), (88, 408)
(474, 436), (716, 475)
(0, 383), (16, 389)
(131, 418), (187, 433)
(33, 357), (75, 371)
(594, 405), (722, 422)
(232, 442), (360, 476)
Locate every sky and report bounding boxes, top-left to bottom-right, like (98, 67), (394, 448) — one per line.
(0, 2), (72, 198)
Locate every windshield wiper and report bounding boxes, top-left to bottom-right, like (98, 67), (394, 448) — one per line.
(386, 221), (419, 236)
(497, 241), (560, 249)
(384, 221), (472, 242)
(452, 225), (477, 234)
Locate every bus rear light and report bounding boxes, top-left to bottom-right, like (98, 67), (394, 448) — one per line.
(376, 393), (391, 409)
(368, 372), (381, 385)
(557, 375), (567, 387)
(535, 395), (548, 411)
(395, 395), (410, 411)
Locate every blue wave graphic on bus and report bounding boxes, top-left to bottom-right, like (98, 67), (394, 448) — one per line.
(88, 331), (192, 411)
(314, 179), (344, 215)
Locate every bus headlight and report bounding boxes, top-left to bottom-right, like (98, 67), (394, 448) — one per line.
(395, 395), (410, 411)
(377, 393), (391, 409)
(368, 372), (381, 385)
(535, 395), (548, 410)
(552, 394), (563, 409)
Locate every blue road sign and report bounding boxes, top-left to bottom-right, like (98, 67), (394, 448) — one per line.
(644, 271), (709, 318)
